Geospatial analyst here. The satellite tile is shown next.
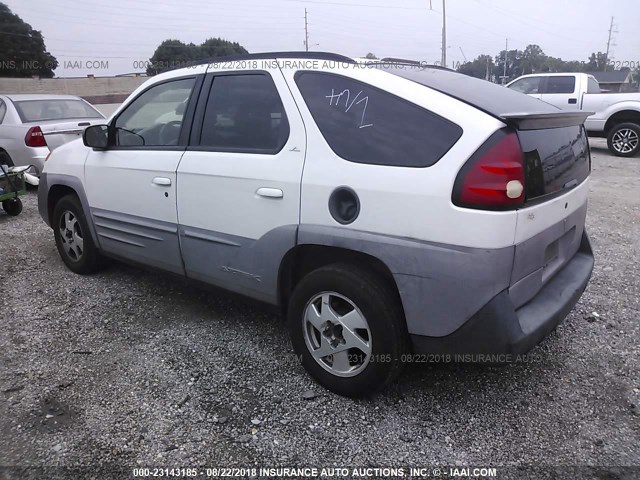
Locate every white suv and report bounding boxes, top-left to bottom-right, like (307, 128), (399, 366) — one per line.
(38, 53), (594, 396)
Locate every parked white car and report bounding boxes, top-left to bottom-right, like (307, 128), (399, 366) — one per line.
(507, 72), (640, 157)
(0, 94), (105, 175)
(38, 53), (594, 396)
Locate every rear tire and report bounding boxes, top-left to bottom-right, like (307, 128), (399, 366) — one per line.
(288, 263), (407, 397)
(607, 122), (640, 157)
(52, 194), (106, 274)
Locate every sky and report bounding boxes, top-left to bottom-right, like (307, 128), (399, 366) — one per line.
(4, 0), (640, 77)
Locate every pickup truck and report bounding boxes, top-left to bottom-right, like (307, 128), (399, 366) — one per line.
(507, 72), (640, 157)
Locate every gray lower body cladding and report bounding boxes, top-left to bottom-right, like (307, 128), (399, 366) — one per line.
(40, 174), (593, 355)
(299, 211), (592, 347)
(298, 225), (515, 337)
(410, 232), (594, 355)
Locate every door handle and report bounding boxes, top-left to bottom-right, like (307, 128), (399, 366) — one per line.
(256, 187), (283, 198)
(152, 177), (172, 186)
(568, 98), (577, 104)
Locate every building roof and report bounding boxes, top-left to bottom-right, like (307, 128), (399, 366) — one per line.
(592, 70), (632, 84)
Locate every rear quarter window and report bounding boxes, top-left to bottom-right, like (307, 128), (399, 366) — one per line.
(294, 71), (462, 168)
(587, 77), (601, 94)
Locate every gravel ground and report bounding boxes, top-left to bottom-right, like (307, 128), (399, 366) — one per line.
(0, 139), (638, 479)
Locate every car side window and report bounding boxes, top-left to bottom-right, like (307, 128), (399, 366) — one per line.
(295, 71), (462, 168)
(0, 100), (6, 124)
(114, 77), (196, 147)
(587, 77), (601, 94)
(543, 76), (576, 94)
(508, 77), (542, 94)
(199, 74), (290, 153)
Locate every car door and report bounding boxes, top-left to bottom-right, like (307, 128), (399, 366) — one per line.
(540, 75), (580, 110)
(507, 76), (544, 101)
(84, 75), (203, 274)
(176, 67), (306, 303)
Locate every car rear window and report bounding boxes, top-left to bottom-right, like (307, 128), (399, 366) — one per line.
(13, 99), (103, 122)
(294, 71), (462, 168)
(543, 76), (576, 94)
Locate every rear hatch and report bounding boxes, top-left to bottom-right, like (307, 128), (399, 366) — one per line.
(507, 118), (591, 308)
(375, 64), (592, 307)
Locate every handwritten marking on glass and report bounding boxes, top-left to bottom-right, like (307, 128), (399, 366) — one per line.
(325, 88), (373, 129)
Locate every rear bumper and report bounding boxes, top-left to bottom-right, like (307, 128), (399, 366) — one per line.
(410, 232), (594, 356)
(13, 147), (49, 176)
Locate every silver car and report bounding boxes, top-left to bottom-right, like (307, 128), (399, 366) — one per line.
(0, 94), (105, 175)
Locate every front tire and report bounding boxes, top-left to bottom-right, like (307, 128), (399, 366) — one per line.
(288, 264), (407, 397)
(52, 194), (105, 274)
(607, 122), (640, 157)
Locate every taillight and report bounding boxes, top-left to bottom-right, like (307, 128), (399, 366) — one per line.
(25, 126), (47, 148)
(452, 131), (525, 210)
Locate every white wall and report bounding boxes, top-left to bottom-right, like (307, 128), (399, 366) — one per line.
(94, 103), (121, 118)
(0, 76), (146, 96)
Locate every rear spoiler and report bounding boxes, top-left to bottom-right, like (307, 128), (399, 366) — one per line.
(500, 111), (594, 130)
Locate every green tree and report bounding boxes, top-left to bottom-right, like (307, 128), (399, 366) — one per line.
(0, 2), (58, 78)
(585, 52), (608, 71)
(521, 44), (546, 74)
(457, 54), (494, 80)
(146, 37), (248, 75)
(365, 52), (378, 60)
(199, 37), (248, 58)
(494, 49), (524, 82)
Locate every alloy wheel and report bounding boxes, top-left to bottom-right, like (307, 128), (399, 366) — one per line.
(58, 210), (84, 262)
(612, 128), (639, 154)
(302, 291), (372, 377)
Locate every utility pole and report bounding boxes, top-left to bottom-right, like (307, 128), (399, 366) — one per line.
(441, 0), (447, 68)
(502, 38), (508, 85)
(304, 9), (309, 52)
(605, 16), (614, 71)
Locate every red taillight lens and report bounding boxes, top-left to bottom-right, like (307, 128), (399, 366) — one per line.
(453, 131), (525, 210)
(25, 126), (47, 148)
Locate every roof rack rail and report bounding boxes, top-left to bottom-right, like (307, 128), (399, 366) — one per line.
(379, 57), (422, 66)
(198, 51), (356, 66)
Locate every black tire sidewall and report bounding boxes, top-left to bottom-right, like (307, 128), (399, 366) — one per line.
(2, 198), (22, 216)
(607, 123), (640, 157)
(52, 195), (101, 274)
(288, 264), (406, 397)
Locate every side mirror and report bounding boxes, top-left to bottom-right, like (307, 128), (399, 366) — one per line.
(83, 125), (109, 149)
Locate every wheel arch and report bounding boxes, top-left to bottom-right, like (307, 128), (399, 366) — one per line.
(278, 243), (404, 316)
(0, 148), (14, 166)
(47, 184), (78, 225)
(43, 174), (100, 246)
(604, 110), (640, 135)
